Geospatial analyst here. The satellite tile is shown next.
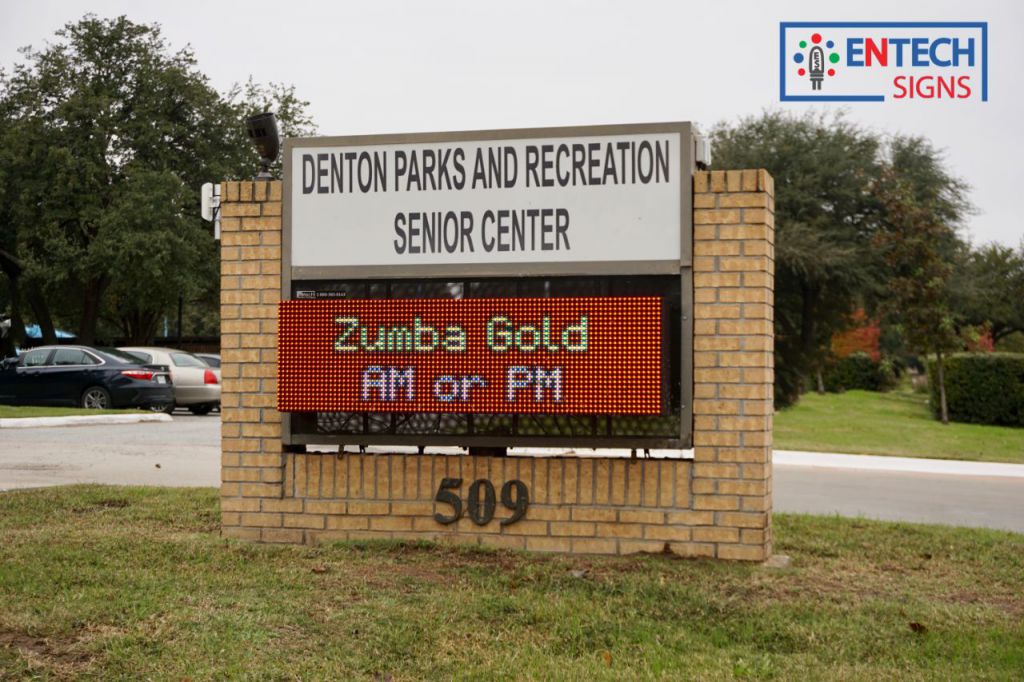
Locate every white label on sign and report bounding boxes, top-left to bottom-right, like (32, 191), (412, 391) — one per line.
(289, 132), (681, 267)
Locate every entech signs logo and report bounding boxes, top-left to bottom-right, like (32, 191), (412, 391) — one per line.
(780, 22), (988, 102)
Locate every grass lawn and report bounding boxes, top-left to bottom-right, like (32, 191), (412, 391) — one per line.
(0, 486), (1021, 679)
(0, 405), (145, 419)
(774, 386), (1024, 464)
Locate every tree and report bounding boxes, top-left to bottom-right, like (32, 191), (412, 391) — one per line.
(712, 111), (884, 406)
(874, 169), (961, 423)
(875, 135), (972, 424)
(952, 243), (1024, 343)
(0, 15), (315, 346)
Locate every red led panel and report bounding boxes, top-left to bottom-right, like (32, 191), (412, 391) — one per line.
(278, 297), (662, 414)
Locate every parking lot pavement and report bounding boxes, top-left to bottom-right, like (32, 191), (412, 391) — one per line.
(0, 413), (220, 491)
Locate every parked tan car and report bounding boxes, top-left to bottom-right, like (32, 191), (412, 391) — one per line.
(119, 347), (220, 415)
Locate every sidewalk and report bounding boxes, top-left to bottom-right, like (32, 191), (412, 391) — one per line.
(774, 450), (1024, 478)
(0, 413), (172, 429)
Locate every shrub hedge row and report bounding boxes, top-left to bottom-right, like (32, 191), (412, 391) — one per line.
(928, 353), (1024, 427)
(824, 352), (897, 392)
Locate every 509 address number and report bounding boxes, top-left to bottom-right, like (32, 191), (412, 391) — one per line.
(433, 477), (530, 526)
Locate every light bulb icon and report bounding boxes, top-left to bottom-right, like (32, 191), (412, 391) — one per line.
(808, 45), (825, 90)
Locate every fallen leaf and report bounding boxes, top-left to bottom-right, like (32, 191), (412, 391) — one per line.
(154, 463), (161, 468)
(909, 622), (928, 634)
(570, 569), (589, 579)
(311, 565), (329, 574)
(601, 650), (612, 666)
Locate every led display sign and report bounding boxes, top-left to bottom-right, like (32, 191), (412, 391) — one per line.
(278, 297), (662, 414)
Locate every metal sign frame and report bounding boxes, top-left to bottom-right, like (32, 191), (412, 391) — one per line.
(281, 122), (694, 449)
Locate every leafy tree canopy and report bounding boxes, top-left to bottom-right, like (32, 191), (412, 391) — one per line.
(712, 111), (884, 405)
(0, 15), (315, 350)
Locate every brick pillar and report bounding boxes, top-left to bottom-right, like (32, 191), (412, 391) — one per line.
(691, 169), (775, 561)
(218, 180), (294, 542)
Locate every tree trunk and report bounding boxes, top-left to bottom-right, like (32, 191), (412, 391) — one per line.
(815, 367), (826, 394)
(1, 278), (25, 357)
(0, 250), (56, 345)
(799, 283), (820, 392)
(78, 277), (109, 345)
(25, 286), (57, 344)
(935, 349), (949, 425)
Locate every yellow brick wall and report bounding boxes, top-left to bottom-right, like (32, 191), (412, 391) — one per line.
(219, 170), (775, 560)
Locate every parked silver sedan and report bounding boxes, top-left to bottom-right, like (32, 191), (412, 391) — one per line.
(119, 347), (221, 415)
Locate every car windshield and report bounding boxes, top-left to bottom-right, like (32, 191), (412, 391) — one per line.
(95, 348), (145, 364)
(171, 352), (207, 368)
(121, 350), (152, 363)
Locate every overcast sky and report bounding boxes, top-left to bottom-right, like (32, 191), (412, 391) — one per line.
(2, 0), (1021, 246)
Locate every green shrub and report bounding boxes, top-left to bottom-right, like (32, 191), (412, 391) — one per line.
(824, 352), (897, 392)
(928, 353), (1024, 426)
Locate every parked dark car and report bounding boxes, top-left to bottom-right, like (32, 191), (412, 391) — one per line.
(0, 345), (174, 411)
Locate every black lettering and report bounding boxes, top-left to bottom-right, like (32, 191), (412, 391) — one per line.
(344, 152), (357, 193)
(357, 152), (373, 193)
(587, 143), (601, 185)
(437, 148), (451, 189)
(556, 209), (570, 250)
(541, 208), (554, 250)
(527, 208), (539, 248)
(408, 212), (420, 253)
(572, 144), (586, 185)
(481, 210), (495, 251)
(655, 140), (669, 183)
(374, 152), (387, 191)
(423, 150), (437, 190)
(316, 153), (329, 194)
(302, 154), (315, 194)
(395, 150), (407, 191)
(453, 148), (466, 189)
(511, 209), (524, 251)
(393, 213), (407, 254)
(407, 153), (421, 191)
(638, 141), (653, 183)
(504, 146), (518, 188)
(443, 212), (458, 253)
(525, 146), (539, 187)
(460, 211), (474, 252)
(472, 149), (486, 189)
(488, 147), (502, 188)
(556, 144), (570, 186)
(602, 144), (617, 184)
(422, 211), (435, 252)
(617, 141), (630, 183)
(330, 154), (344, 193)
(541, 144), (554, 187)
(497, 210), (510, 251)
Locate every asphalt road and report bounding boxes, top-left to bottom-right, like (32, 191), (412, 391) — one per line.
(1, 417), (1022, 534)
(773, 466), (1024, 534)
(0, 414), (219, 489)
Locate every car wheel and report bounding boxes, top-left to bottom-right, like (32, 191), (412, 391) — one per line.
(81, 386), (112, 410)
(189, 404), (213, 416)
(149, 402), (175, 414)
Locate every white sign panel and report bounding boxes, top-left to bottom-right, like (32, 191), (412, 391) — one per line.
(288, 132), (682, 267)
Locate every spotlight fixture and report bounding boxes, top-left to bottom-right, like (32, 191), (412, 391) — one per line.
(245, 112), (280, 180)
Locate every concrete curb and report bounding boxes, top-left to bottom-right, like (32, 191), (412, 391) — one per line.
(774, 450), (1024, 479)
(0, 413), (173, 429)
